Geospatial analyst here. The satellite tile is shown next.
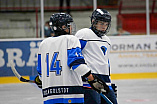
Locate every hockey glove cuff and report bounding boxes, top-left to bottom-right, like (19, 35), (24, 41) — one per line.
(88, 75), (109, 94)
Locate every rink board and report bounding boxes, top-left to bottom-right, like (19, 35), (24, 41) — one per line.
(1, 72), (157, 84)
(0, 35), (157, 84)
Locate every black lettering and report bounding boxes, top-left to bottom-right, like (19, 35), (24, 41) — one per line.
(136, 44), (142, 50)
(144, 43), (151, 50)
(127, 44), (134, 50)
(112, 44), (118, 51)
(119, 44), (125, 51)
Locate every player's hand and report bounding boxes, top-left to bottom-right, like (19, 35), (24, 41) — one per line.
(88, 75), (109, 94)
(34, 75), (42, 88)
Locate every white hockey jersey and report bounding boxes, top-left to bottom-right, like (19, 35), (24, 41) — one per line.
(37, 35), (91, 104)
(75, 28), (111, 87)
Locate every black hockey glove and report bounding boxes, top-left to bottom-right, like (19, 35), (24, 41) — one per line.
(34, 75), (42, 88)
(88, 75), (109, 94)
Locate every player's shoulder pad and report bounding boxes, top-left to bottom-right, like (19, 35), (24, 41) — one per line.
(38, 37), (49, 49)
(102, 35), (111, 45)
(75, 28), (92, 39)
(64, 35), (78, 41)
(65, 35), (81, 49)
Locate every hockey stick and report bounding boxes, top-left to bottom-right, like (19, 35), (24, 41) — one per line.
(10, 60), (34, 83)
(100, 89), (113, 104)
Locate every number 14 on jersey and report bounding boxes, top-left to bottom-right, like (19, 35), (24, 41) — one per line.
(46, 52), (62, 77)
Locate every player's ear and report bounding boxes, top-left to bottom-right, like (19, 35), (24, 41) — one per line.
(92, 19), (95, 24)
(92, 19), (97, 26)
(62, 25), (69, 33)
(92, 19), (94, 23)
(62, 25), (67, 30)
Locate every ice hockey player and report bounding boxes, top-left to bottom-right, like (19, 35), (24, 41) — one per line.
(75, 9), (118, 104)
(34, 12), (109, 104)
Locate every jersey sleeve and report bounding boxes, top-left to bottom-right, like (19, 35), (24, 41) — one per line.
(36, 41), (44, 77)
(36, 40), (46, 77)
(67, 36), (91, 76)
(37, 54), (41, 76)
(75, 28), (85, 39)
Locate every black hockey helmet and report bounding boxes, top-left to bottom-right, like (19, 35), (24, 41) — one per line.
(49, 13), (75, 36)
(90, 9), (111, 37)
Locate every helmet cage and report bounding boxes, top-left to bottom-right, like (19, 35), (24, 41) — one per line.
(92, 19), (111, 37)
(90, 9), (111, 37)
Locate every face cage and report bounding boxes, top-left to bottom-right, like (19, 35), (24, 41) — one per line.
(67, 22), (76, 35)
(92, 20), (111, 36)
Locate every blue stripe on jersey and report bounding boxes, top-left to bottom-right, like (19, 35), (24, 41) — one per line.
(46, 53), (49, 77)
(37, 54), (41, 76)
(44, 98), (84, 104)
(109, 86), (113, 90)
(79, 39), (87, 50)
(83, 84), (91, 88)
(108, 59), (111, 76)
(67, 47), (85, 69)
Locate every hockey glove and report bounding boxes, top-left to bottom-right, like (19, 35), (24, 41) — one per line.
(88, 75), (109, 94)
(34, 75), (42, 88)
